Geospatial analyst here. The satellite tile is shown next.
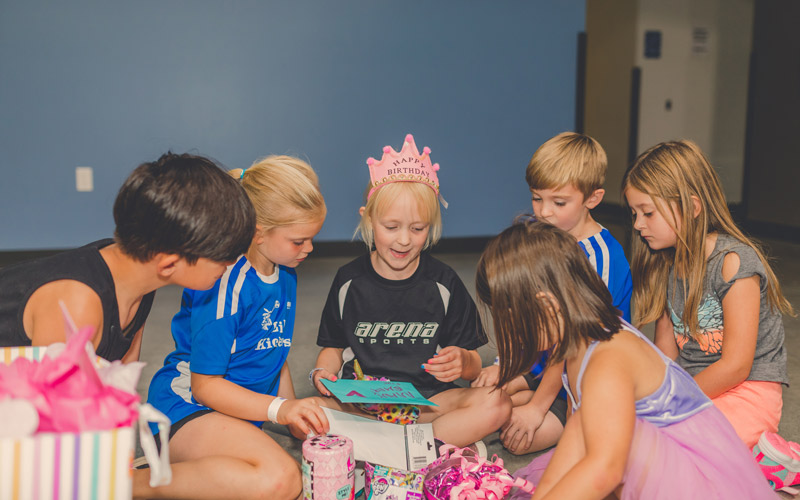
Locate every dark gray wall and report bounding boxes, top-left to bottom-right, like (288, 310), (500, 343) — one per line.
(584, 0), (637, 205)
(744, 0), (800, 232)
(0, 1), (584, 250)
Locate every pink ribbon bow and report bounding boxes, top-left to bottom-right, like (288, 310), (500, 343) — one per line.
(423, 445), (535, 499)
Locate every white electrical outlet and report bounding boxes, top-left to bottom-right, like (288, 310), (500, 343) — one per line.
(76, 166), (94, 192)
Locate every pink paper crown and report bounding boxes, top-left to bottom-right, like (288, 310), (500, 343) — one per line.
(366, 134), (441, 201)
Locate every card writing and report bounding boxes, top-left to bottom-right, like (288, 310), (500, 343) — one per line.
(320, 379), (437, 406)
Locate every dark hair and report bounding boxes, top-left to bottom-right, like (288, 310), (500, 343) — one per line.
(113, 152), (255, 264)
(476, 219), (621, 388)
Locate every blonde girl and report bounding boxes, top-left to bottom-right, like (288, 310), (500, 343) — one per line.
(137, 156), (329, 500)
(311, 134), (511, 448)
(623, 140), (792, 449)
(479, 221), (772, 500)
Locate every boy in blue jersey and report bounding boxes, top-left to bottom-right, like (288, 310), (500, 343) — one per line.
(473, 132), (632, 456)
(140, 156), (329, 500)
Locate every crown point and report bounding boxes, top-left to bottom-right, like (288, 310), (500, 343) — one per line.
(405, 133), (414, 143)
(423, 147), (431, 155)
(367, 158), (375, 166)
(383, 146), (391, 154)
(432, 163), (440, 172)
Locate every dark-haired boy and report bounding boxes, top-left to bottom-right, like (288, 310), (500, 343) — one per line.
(0, 153), (255, 362)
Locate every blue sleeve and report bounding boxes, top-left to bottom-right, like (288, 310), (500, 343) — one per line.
(582, 230), (632, 323)
(607, 245), (633, 322)
(186, 286), (241, 376)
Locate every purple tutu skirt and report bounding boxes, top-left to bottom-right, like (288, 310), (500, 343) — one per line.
(509, 406), (776, 499)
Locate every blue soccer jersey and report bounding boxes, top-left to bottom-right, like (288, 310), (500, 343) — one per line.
(577, 227), (632, 322)
(147, 256), (297, 431)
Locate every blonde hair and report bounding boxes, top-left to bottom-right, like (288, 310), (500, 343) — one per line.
(623, 140), (793, 339)
(230, 155), (326, 230)
(525, 132), (607, 199)
(356, 182), (441, 250)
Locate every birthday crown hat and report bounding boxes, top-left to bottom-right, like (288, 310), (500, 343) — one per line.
(366, 134), (447, 208)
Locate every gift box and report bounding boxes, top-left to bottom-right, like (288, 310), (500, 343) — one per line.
(364, 462), (424, 500)
(321, 408), (437, 472)
(1, 345), (47, 365)
(0, 424), (134, 500)
(0, 344), (136, 499)
(0, 303), (173, 500)
(422, 446), (534, 500)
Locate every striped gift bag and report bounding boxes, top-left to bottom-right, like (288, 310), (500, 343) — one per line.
(0, 346), (47, 365)
(0, 346), (135, 500)
(1, 346), (107, 368)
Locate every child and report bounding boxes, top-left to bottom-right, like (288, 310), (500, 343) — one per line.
(526, 132), (632, 321)
(0, 152), (254, 362)
(623, 140), (792, 449)
(137, 156), (330, 500)
(311, 134), (511, 448)
(479, 221), (774, 499)
(473, 132), (632, 456)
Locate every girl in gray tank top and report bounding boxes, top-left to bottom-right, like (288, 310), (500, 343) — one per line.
(624, 140), (793, 453)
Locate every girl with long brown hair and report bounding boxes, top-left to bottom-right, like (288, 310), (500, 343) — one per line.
(478, 221), (772, 499)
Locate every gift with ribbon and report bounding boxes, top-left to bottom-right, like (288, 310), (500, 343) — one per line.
(0, 302), (171, 499)
(422, 445), (534, 500)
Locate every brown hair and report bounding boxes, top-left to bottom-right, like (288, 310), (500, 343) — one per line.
(476, 220), (621, 388)
(525, 132), (607, 199)
(623, 140), (793, 338)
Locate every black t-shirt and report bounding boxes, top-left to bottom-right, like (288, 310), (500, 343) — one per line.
(0, 239), (154, 361)
(317, 252), (486, 397)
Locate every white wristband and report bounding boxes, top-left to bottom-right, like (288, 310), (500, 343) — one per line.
(268, 397), (286, 423)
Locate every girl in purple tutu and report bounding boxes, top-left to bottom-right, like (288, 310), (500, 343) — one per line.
(477, 221), (774, 499)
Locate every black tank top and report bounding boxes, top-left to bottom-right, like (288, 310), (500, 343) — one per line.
(0, 239), (155, 361)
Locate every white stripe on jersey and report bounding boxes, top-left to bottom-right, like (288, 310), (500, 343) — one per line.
(170, 361), (194, 404)
(436, 282), (451, 315)
(580, 232), (611, 287)
(592, 233), (611, 286)
(339, 279), (353, 318)
(230, 261), (251, 316)
(583, 241), (598, 274)
(216, 265), (234, 320)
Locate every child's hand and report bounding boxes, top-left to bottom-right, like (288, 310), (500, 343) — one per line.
(311, 368), (338, 397)
(500, 404), (546, 454)
(276, 397), (329, 437)
(422, 346), (469, 383)
(471, 364), (500, 388)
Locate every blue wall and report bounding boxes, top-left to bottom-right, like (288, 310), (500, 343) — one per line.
(0, 1), (584, 250)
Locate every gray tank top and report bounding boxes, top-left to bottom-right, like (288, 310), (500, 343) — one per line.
(666, 233), (787, 385)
